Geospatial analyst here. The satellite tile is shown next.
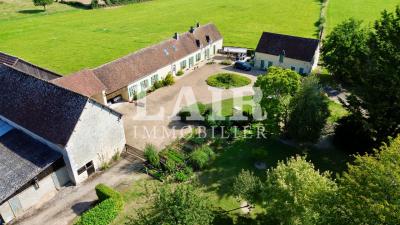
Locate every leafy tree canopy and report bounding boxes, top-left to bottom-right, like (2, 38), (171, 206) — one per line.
(33, 0), (53, 10)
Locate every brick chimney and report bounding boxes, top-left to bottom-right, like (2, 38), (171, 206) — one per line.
(173, 32), (179, 40)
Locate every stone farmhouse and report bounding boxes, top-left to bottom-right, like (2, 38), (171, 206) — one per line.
(254, 32), (320, 74)
(0, 64), (126, 223)
(52, 23), (223, 104)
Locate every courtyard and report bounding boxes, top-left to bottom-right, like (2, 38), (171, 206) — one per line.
(112, 62), (261, 150)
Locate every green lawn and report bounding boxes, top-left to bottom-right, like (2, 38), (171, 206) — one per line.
(0, 0), (80, 20)
(0, 0), (321, 74)
(206, 73), (252, 89)
(326, 0), (399, 33)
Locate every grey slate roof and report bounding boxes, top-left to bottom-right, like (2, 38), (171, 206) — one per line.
(0, 52), (62, 80)
(0, 64), (89, 146)
(0, 129), (62, 204)
(255, 32), (319, 62)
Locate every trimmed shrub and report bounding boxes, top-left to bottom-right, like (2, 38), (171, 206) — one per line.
(153, 80), (163, 89)
(95, 184), (121, 202)
(206, 73), (251, 89)
(144, 144), (160, 168)
(163, 73), (175, 86)
(75, 184), (123, 225)
(176, 70), (184, 76)
(178, 110), (191, 122)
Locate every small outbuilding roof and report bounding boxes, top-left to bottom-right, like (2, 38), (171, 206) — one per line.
(223, 46), (247, 54)
(51, 69), (106, 97)
(255, 32), (319, 62)
(0, 52), (62, 80)
(0, 128), (62, 204)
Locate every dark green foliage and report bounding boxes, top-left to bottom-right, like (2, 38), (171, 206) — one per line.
(321, 18), (369, 86)
(232, 170), (262, 204)
(152, 80), (163, 89)
(322, 135), (400, 224)
(322, 6), (400, 145)
(206, 73), (251, 89)
(105, 0), (148, 6)
(177, 110), (191, 122)
(287, 76), (330, 143)
(90, 0), (99, 9)
(333, 114), (374, 153)
(32, 0), (53, 10)
(163, 73), (175, 86)
(174, 171), (189, 182)
(144, 144), (160, 168)
(75, 184), (123, 225)
(176, 70), (184, 76)
(129, 185), (214, 225)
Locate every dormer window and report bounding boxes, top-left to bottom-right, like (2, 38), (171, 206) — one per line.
(195, 39), (201, 48)
(206, 35), (211, 43)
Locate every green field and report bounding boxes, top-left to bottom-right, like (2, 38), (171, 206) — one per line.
(326, 0), (399, 32)
(0, 0), (321, 74)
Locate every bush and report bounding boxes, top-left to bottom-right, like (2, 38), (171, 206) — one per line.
(153, 80), (163, 89)
(75, 184), (123, 225)
(220, 59), (233, 65)
(144, 144), (160, 167)
(91, 0), (99, 8)
(176, 70), (184, 76)
(95, 184), (122, 202)
(174, 171), (189, 182)
(189, 146), (215, 170)
(164, 159), (177, 173)
(163, 73), (175, 86)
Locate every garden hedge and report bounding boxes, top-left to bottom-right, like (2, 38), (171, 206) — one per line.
(75, 184), (124, 225)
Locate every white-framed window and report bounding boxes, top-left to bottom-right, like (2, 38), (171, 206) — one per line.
(196, 53), (201, 62)
(151, 74), (159, 85)
(140, 79), (149, 90)
(180, 60), (187, 69)
(128, 84), (138, 98)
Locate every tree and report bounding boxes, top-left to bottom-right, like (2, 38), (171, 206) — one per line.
(287, 76), (330, 143)
(323, 135), (400, 224)
(33, 0), (53, 10)
(262, 156), (337, 224)
(254, 67), (301, 134)
(232, 170), (262, 204)
(321, 18), (369, 86)
(128, 185), (214, 225)
(322, 6), (400, 146)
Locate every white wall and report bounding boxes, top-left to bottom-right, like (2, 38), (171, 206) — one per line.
(254, 52), (313, 74)
(124, 39), (224, 101)
(65, 101), (126, 184)
(0, 167), (69, 224)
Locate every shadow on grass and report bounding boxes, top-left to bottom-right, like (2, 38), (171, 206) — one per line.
(18, 9), (45, 14)
(59, 1), (92, 9)
(198, 137), (351, 202)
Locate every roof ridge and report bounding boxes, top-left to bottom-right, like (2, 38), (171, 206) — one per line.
(261, 31), (320, 41)
(92, 23), (215, 72)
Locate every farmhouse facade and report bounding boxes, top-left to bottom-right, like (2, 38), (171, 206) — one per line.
(254, 32), (320, 74)
(52, 23), (223, 104)
(0, 64), (126, 223)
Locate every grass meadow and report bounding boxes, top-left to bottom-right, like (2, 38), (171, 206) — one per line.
(326, 0), (399, 32)
(0, 0), (321, 74)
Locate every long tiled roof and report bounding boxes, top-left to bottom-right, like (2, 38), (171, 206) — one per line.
(92, 23), (222, 94)
(0, 64), (89, 146)
(51, 69), (106, 97)
(256, 32), (319, 62)
(0, 129), (62, 204)
(0, 52), (62, 80)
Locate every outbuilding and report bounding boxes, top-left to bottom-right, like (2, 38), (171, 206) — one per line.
(254, 32), (320, 74)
